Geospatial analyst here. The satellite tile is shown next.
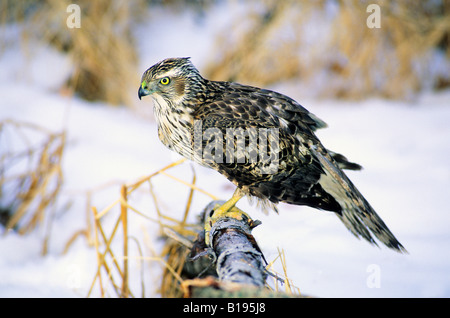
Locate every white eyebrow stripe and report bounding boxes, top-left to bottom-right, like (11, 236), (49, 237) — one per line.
(155, 69), (181, 80)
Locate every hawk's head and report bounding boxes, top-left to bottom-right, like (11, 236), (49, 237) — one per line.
(138, 57), (203, 110)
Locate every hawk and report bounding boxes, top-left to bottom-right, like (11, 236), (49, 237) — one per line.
(138, 57), (405, 252)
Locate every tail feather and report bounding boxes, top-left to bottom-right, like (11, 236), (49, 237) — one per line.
(311, 145), (407, 253)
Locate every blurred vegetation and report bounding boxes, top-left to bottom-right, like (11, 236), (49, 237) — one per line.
(205, 0), (450, 99)
(0, 119), (65, 255)
(1, 0), (146, 107)
(1, 0), (449, 104)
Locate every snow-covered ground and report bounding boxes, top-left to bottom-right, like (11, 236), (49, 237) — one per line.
(1, 3), (450, 298)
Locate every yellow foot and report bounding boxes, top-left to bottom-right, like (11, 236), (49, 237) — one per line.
(204, 188), (252, 247)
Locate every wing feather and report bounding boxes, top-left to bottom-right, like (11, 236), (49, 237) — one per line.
(192, 80), (405, 252)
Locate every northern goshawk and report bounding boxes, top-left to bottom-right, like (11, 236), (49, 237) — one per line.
(138, 57), (405, 252)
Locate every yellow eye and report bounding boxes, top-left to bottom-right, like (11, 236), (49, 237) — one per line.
(160, 77), (170, 85)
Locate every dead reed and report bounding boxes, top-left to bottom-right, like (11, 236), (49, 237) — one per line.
(86, 158), (300, 297)
(86, 159), (210, 297)
(1, 0), (145, 108)
(0, 118), (301, 297)
(0, 119), (65, 254)
(4, 1), (447, 103)
(205, 0), (450, 99)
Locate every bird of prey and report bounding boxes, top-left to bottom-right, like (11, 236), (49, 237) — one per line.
(138, 57), (406, 252)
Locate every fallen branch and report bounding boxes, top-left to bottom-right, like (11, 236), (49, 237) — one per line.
(178, 201), (304, 298)
(203, 201), (266, 286)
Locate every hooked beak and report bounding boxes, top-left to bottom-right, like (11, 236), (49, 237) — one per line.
(138, 86), (150, 100)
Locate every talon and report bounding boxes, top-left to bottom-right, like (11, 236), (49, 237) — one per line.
(203, 189), (254, 247)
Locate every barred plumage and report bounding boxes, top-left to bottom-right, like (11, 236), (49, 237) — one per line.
(138, 57), (406, 252)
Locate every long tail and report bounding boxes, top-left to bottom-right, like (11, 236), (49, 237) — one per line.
(312, 145), (407, 253)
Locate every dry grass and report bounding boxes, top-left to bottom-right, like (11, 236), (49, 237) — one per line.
(204, 1), (303, 88)
(85, 159), (210, 297)
(84, 158), (300, 297)
(0, 0), (210, 108)
(0, 119), (301, 297)
(205, 0), (450, 99)
(0, 119), (65, 254)
(265, 248), (302, 296)
(329, 0), (450, 99)
(1, 0), (145, 108)
(3, 1), (447, 103)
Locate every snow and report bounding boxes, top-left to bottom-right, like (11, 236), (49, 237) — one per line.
(1, 3), (450, 298)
